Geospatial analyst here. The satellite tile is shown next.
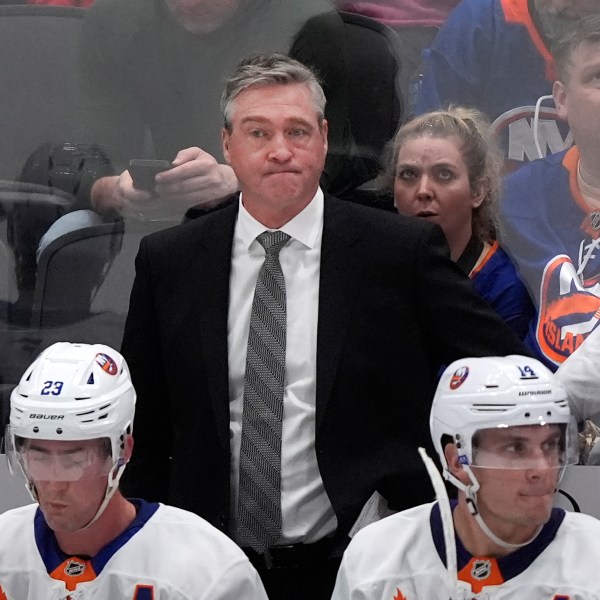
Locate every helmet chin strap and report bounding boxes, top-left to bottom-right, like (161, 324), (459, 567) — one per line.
(446, 466), (542, 550)
(78, 459), (127, 531)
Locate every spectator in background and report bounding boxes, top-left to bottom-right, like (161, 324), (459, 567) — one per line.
(415, 0), (599, 172)
(120, 53), (528, 600)
(6, 142), (114, 324)
(333, 0), (458, 28)
(81, 0), (399, 221)
(332, 0), (460, 113)
(500, 15), (600, 370)
(28, 0), (94, 6)
(388, 107), (534, 340)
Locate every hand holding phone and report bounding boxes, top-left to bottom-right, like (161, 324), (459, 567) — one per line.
(128, 159), (172, 192)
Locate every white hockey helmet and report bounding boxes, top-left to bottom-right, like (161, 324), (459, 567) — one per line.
(6, 342), (135, 505)
(431, 355), (575, 476)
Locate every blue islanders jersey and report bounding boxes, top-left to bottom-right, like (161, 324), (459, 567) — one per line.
(332, 501), (600, 599)
(416, 0), (571, 171)
(0, 500), (268, 600)
(471, 242), (534, 341)
(500, 146), (600, 368)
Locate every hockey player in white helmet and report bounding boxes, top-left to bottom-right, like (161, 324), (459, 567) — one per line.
(0, 342), (268, 600)
(332, 355), (600, 600)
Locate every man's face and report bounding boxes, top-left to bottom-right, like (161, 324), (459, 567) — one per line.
(471, 425), (562, 539)
(222, 83), (328, 225)
(165, 0), (242, 34)
(553, 40), (600, 150)
(22, 439), (112, 533)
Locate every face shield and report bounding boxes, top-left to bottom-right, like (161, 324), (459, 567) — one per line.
(6, 428), (114, 483)
(468, 422), (579, 472)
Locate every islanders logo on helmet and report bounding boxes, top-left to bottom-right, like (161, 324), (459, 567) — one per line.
(450, 366), (469, 390)
(95, 352), (118, 375)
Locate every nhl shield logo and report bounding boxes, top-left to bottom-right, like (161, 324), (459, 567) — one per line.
(471, 559), (492, 580)
(65, 559), (86, 577)
(591, 212), (600, 231)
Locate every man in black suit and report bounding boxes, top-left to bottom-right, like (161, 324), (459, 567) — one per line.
(121, 53), (528, 600)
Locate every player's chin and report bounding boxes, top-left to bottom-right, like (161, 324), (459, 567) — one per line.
(43, 514), (77, 533)
(519, 493), (554, 518)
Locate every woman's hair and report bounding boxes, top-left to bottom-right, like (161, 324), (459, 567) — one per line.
(386, 106), (502, 242)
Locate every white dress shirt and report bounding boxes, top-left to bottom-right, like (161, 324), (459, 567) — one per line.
(228, 188), (338, 545)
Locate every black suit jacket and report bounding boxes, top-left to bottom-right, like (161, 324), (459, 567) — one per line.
(121, 195), (527, 545)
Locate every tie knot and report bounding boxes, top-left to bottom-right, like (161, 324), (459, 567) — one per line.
(256, 231), (290, 256)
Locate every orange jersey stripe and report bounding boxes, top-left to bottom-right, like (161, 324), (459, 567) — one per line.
(469, 241), (499, 279)
(501, 0), (555, 81)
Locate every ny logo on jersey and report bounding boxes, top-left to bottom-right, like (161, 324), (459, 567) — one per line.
(491, 106), (572, 169)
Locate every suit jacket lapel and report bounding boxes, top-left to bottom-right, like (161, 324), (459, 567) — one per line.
(316, 196), (364, 430)
(196, 201), (239, 451)
(195, 196), (364, 441)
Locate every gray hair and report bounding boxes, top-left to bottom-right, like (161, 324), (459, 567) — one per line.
(552, 15), (600, 83)
(385, 106), (502, 243)
(221, 53), (326, 132)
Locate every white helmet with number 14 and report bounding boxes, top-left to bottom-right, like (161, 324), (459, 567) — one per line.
(429, 355), (576, 549)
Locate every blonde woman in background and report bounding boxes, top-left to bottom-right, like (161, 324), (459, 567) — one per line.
(389, 106), (534, 340)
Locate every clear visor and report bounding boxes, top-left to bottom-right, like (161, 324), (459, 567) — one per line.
(5, 429), (114, 482)
(468, 422), (578, 470)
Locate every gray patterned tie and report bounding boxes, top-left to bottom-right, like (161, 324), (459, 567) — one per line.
(237, 230), (290, 553)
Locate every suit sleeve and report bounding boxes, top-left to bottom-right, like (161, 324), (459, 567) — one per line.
(414, 224), (530, 362)
(120, 237), (172, 501)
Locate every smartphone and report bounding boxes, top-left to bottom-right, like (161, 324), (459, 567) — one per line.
(128, 159), (172, 191)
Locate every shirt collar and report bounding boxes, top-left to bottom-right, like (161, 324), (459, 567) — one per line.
(237, 188), (324, 250)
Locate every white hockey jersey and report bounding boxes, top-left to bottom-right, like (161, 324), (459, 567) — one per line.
(332, 501), (600, 600)
(0, 500), (268, 600)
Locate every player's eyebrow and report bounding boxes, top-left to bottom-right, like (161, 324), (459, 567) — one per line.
(26, 443), (86, 455)
(488, 430), (561, 446)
